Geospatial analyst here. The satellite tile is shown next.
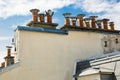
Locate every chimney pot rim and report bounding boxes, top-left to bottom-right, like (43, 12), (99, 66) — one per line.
(109, 22), (114, 24)
(63, 13), (71, 17)
(71, 16), (77, 20)
(89, 16), (98, 19)
(38, 13), (45, 16)
(96, 20), (102, 23)
(84, 18), (90, 21)
(30, 9), (40, 12)
(6, 46), (12, 49)
(102, 18), (110, 21)
(77, 14), (85, 17)
(45, 9), (54, 15)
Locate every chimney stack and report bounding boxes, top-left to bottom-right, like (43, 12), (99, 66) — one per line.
(90, 16), (98, 29)
(109, 22), (114, 30)
(77, 14), (85, 27)
(71, 17), (77, 27)
(84, 18), (90, 28)
(30, 9), (40, 22)
(4, 46), (14, 67)
(102, 18), (109, 30)
(45, 9), (54, 23)
(63, 13), (71, 26)
(39, 13), (45, 23)
(96, 20), (102, 29)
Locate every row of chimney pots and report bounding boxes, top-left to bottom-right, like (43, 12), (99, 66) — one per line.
(30, 9), (114, 30)
(63, 13), (114, 30)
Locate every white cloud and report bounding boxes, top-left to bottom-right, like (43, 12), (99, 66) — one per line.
(74, 0), (120, 30)
(0, 37), (12, 41)
(0, 0), (75, 19)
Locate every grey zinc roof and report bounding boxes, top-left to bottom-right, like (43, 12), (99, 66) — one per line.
(62, 26), (120, 35)
(16, 26), (68, 35)
(74, 51), (120, 77)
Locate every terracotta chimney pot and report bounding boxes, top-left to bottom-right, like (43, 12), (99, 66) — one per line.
(102, 18), (109, 30)
(109, 22), (114, 30)
(6, 46), (12, 57)
(39, 13), (45, 23)
(77, 14), (85, 27)
(96, 20), (102, 29)
(63, 13), (71, 26)
(84, 18), (90, 28)
(71, 17), (77, 27)
(30, 9), (40, 22)
(45, 9), (54, 23)
(90, 16), (98, 29)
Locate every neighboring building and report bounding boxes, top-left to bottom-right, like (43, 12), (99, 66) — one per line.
(75, 52), (120, 80)
(0, 9), (120, 80)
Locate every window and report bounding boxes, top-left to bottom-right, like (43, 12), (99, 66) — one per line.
(115, 38), (118, 44)
(104, 41), (107, 47)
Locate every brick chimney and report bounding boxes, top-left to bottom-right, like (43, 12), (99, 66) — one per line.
(109, 22), (114, 30)
(77, 14), (85, 27)
(39, 13), (45, 23)
(102, 18), (109, 30)
(30, 9), (40, 22)
(45, 9), (54, 23)
(84, 18), (90, 28)
(71, 17), (77, 27)
(90, 16), (98, 29)
(96, 20), (102, 29)
(63, 13), (71, 26)
(4, 46), (14, 67)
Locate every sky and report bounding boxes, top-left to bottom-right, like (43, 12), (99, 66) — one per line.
(0, 0), (120, 63)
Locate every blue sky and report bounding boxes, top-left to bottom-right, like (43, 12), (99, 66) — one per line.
(0, 0), (120, 63)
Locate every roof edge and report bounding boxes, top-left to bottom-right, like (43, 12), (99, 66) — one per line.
(16, 26), (68, 35)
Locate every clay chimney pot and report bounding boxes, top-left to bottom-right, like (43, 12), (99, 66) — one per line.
(90, 16), (98, 29)
(30, 9), (40, 22)
(45, 9), (54, 23)
(38, 13), (45, 23)
(63, 13), (71, 26)
(6, 46), (12, 57)
(71, 17), (77, 27)
(109, 22), (114, 30)
(84, 18), (90, 28)
(102, 18), (109, 30)
(96, 20), (102, 29)
(77, 14), (85, 27)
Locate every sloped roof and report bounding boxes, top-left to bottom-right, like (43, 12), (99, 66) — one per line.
(74, 51), (120, 77)
(79, 67), (113, 77)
